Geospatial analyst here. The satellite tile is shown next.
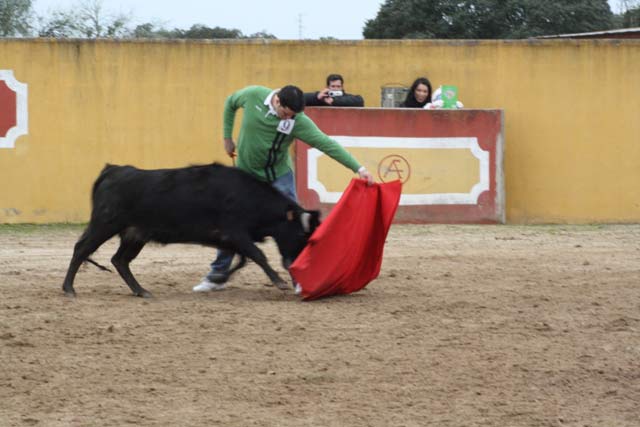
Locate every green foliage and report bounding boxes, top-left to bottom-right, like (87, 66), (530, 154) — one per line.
(363, 0), (615, 39)
(178, 24), (243, 39)
(0, 0), (32, 36)
(506, 0), (615, 37)
(362, 0), (444, 39)
(132, 23), (276, 39)
(247, 30), (277, 39)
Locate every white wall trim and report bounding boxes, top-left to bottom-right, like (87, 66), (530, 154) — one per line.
(0, 70), (29, 149)
(307, 136), (490, 205)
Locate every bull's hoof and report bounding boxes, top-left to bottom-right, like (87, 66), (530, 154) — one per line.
(274, 280), (289, 291)
(63, 289), (76, 298)
(135, 290), (153, 298)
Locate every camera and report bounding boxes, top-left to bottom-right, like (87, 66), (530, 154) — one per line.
(327, 90), (343, 97)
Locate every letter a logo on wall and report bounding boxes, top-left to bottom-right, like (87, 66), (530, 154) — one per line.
(0, 70), (28, 149)
(378, 154), (411, 184)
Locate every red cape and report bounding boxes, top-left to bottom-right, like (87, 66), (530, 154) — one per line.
(290, 179), (402, 300)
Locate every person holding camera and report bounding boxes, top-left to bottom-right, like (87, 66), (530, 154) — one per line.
(304, 74), (364, 107)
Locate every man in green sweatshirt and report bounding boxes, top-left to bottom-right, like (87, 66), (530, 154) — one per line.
(194, 84), (374, 293)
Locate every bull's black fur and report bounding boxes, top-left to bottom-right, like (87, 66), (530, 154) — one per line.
(62, 163), (319, 297)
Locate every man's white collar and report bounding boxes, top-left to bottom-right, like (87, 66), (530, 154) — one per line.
(264, 89), (279, 116)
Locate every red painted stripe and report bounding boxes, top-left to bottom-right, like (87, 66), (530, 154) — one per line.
(0, 80), (17, 138)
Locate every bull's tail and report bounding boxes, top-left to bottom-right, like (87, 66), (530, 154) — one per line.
(85, 257), (113, 273)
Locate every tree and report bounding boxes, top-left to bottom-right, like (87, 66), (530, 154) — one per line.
(505, 0), (614, 37)
(0, 0), (33, 36)
(38, 0), (130, 38)
(246, 30), (276, 39)
(131, 22), (158, 38)
(131, 22), (276, 40)
(363, 0), (614, 39)
(362, 0), (447, 39)
(179, 24), (242, 39)
(131, 22), (184, 39)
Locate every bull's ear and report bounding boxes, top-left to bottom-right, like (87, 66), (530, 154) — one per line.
(286, 210), (295, 221)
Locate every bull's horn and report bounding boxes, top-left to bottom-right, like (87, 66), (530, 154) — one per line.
(301, 212), (311, 233)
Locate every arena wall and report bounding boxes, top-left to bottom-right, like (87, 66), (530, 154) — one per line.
(0, 38), (638, 223)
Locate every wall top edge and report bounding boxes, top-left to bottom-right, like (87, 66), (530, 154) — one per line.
(306, 107), (505, 113)
(1, 38), (639, 46)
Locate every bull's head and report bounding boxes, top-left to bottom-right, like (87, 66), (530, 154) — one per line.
(274, 208), (321, 270)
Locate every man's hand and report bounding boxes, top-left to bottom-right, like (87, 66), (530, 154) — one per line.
(358, 167), (374, 185)
(317, 88), (329, 100)
(224, 138), (236, 158)
(317, 89), (334, 105)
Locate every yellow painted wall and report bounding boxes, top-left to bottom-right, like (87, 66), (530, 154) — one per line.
(0, 39), (638, 223)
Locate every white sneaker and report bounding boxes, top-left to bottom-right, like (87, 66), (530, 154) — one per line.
(294, 283), (302, 295)
(193, 279), (226, 292)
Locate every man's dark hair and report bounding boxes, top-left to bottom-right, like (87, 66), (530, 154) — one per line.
(278, 85), (305, 113)
(326, 74), (344, 87)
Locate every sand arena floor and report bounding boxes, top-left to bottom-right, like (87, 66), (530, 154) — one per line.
(1, 224), (639, 426)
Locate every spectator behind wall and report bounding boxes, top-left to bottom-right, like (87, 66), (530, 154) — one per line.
(400, 77), (432, 108)
(304, 74), (364, 107)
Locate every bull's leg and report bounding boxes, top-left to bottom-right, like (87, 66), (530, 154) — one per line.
(232, 237), (288, 290)
(226, 255), (247, 278)
(111, 238), (150, 298)
(61, 225), (119, 297)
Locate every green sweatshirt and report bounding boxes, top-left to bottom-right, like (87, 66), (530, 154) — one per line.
(223, 85), (361, 182)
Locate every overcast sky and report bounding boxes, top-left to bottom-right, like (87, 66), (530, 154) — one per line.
(32, 0), (386, 40)
(32, 0), (623, 40)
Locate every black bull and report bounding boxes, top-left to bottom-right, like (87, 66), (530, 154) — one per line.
(62, 163), (320, 297)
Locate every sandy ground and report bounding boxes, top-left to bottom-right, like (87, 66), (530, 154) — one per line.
(1, 224), (639, 427)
